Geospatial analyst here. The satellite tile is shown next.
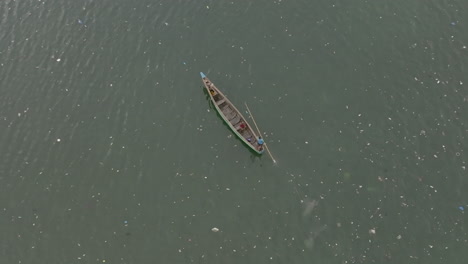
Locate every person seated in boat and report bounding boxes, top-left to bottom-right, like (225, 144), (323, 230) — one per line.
(238, 123), (247, 131)
(209, 89), (215, 95)
(257, 136), (264, 150)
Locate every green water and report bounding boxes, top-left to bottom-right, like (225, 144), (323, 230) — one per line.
(1, 0), (468, 263)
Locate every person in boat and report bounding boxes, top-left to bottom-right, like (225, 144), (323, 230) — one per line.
(209, 89), (215, 95)
(257, 136), (264, 151)
(239, 123), (247, 131)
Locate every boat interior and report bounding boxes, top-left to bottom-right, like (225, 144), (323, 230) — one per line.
(203, 79), (262, 151)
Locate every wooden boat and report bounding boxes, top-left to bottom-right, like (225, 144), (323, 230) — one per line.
(200, 72), (264, 154)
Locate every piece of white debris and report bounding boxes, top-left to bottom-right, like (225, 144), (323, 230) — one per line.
(211, 227), (219, 232)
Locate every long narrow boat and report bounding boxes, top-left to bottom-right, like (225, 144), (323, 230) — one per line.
(200, 72), (264, 154)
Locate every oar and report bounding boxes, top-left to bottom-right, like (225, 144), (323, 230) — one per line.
(244, 102), (277, 164)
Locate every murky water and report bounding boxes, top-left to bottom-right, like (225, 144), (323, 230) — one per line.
(1, 0), (467, 263)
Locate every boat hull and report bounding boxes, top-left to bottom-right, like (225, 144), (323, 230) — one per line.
(200, 72), (264, 154)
